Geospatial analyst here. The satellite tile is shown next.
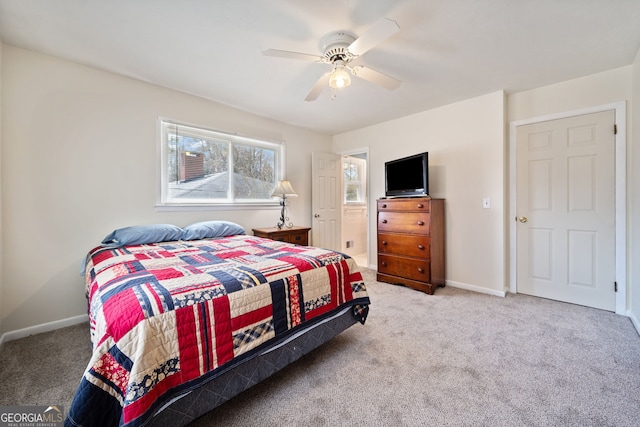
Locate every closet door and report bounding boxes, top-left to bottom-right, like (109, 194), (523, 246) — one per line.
(516, 110), (616, 311)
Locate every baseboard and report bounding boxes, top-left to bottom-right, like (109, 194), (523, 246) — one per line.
(628, 310), (640, 336)
(446, 279), (507, 298)
(369, 264), (506, 297)
(0, 314), (89, 349)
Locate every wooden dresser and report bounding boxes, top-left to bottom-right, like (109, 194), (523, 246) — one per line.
(252, 226), (310, 246)
(376, 197), (445, 294)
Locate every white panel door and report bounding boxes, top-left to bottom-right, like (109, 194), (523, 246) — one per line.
(311, 152), (342, 250)
(516, 110), (616, 310)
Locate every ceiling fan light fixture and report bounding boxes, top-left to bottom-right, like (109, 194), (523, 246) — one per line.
(264, 18), (400, 101)
(329, 63), (351, 89)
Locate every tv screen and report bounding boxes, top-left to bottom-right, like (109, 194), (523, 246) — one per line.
(385, 152), (429, 197)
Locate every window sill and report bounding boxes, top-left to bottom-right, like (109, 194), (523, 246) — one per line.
(155, 202), (281, 212)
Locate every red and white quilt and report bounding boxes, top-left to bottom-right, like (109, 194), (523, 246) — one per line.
(65, 235), (369, 427)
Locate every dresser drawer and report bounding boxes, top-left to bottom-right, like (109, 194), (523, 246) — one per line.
(378, 254), (431, 282)
(378, 233), (430, 258)
(378, 212), (430, 234)
(377, 199), (430, 212)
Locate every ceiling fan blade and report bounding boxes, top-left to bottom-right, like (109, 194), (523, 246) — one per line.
(347, 17), (400, 57)
(305, 73), (330, 101)
(351, 66), (401, 90)
(262, 49), (324, 62)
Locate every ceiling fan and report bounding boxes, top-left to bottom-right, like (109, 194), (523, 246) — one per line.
(263, 18), (401, 101)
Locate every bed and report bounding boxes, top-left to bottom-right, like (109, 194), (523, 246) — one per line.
(65, 222), (370, 427)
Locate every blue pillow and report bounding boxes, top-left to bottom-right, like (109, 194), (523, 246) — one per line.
(101, 224), (184, 247)
(182, 221), (245, 240)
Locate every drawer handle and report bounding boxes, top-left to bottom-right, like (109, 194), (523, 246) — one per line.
(381, 261), (387, 266)
(417, 244), (425, 250)
(381, 240), (387, 245)
(417, 203), (424, 208)
(382, 204), (387, 208)
(382, 219), (388, 224)
(417, 221), (424, 226)
(417, 267), (424, 273)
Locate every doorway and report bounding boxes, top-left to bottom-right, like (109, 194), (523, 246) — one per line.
(342, 153), (368, 267)
(311, 149), (370, 268)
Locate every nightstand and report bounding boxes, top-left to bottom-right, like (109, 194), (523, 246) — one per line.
(252, 226), (311, 246)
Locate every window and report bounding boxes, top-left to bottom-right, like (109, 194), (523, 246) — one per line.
(343, 156), (366, 204)
(159, 120), (283, 206)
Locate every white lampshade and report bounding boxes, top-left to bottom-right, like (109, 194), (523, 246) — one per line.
(329, 64), (351, 89)
(271, 180), (298, 198)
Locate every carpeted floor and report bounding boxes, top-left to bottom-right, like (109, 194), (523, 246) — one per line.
(1, 268), (639, 426)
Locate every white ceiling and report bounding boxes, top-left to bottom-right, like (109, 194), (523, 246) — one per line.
(1, 0), (640, 135)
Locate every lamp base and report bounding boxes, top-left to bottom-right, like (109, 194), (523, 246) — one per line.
(276, 198), (293, 229)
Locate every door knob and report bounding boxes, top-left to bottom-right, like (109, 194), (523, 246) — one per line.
(518, 216), (528, 223)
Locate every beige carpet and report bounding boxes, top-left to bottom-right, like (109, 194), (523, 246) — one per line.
(1, 268), (639, 426)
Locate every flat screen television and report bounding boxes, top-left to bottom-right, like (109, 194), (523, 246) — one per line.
(385, 152), (429, 197)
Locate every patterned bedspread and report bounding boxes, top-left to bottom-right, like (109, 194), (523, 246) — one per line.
(66, 235), (370, 427)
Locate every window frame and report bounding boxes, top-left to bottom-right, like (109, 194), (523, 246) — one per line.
(343, 156), (367, 205)
(156, 118), (284, 210)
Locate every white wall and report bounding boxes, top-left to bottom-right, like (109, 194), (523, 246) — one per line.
(333, 91), (507, 295)
(342, 206), (367, 256)
(507, 66), (632, 122)
(0, 45), (332, 334)
(630, 51), (640, 330)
